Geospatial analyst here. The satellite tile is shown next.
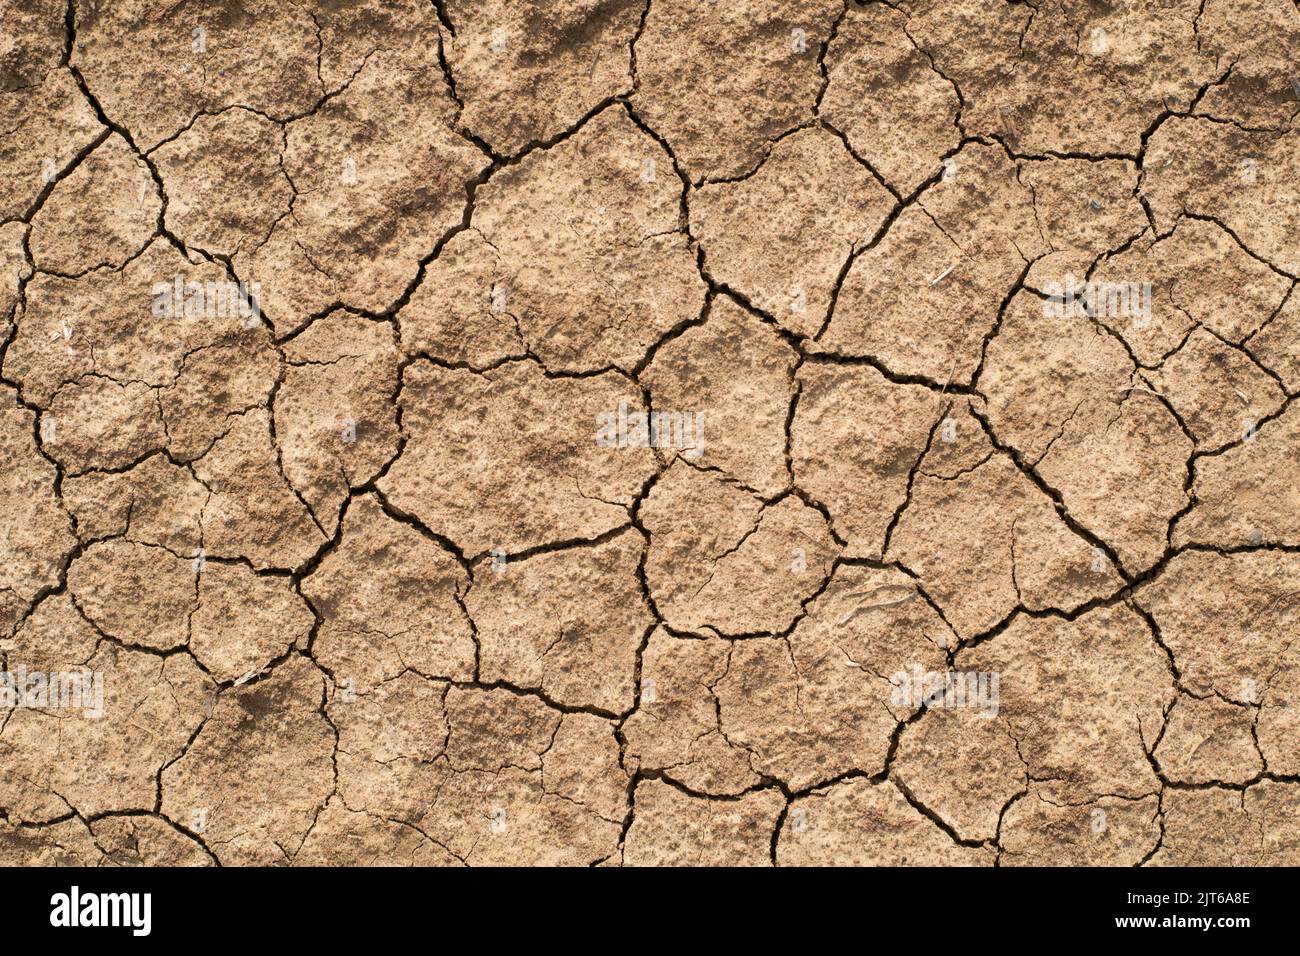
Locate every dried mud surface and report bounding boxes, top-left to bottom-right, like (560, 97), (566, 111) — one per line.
(1, 0), (1298, 867)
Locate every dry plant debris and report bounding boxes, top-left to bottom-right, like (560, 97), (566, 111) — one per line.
(0, 0), (1298, 867)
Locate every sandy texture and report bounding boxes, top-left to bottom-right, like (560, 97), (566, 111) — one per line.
(1, 0), (1298, 867)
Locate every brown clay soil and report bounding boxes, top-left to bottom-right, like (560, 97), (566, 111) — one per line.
(0, 0), (1298, 866)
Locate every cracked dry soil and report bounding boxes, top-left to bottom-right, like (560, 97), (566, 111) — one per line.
(0, 0), (1298, 868)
